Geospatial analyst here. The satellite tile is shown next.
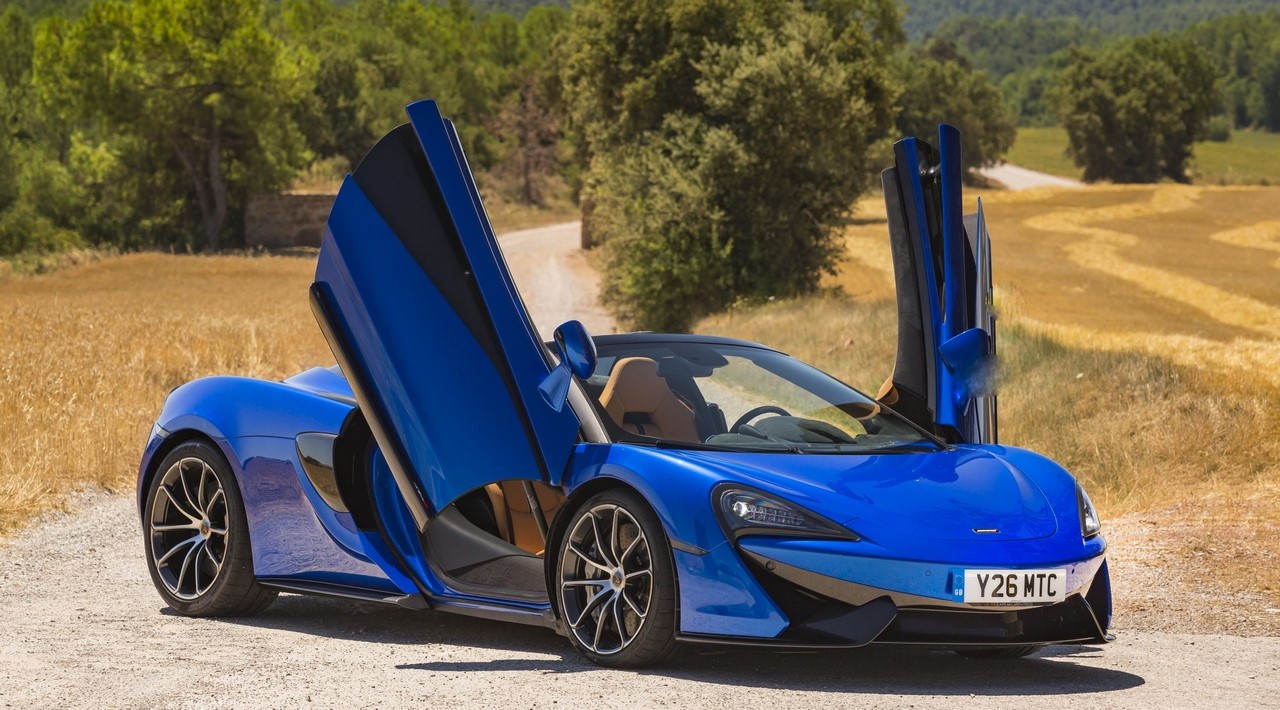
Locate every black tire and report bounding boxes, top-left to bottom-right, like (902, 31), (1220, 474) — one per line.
(554, 488), (678, 668)
(957, 645), (1040, 659)
(143, 439), (276, 617)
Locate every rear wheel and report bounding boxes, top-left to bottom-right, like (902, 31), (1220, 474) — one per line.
(143, 440), (276, 616)
(555, 489), (678, 668)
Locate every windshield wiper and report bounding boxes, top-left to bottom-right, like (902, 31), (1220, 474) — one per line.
(649, 439), (804, 454)
(853, 440), (948, 454)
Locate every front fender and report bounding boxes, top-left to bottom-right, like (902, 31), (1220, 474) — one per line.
(563, 443), (788, 639)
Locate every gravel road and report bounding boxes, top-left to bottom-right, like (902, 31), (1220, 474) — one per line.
(2, 219), (1278, 709)
(979, 163), (1084, 191)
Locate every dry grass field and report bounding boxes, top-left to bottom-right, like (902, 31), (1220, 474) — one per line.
(0, 254), (329, 532)
(1008, 126), (1280, 186)
(703, 183), (1280, 606)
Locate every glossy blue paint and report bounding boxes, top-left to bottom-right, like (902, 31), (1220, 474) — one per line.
(404, 101), (582, 482)
(560, 439), (1105, 637)
(153, 376), (352, 444)
(316, 179), (544, 510)
(136, 376), (353, 512)
(234, 436), (397, 590)
(938, 124), (969, 342)
(673, 546), (788, 637)
(283, 366), (354, 401)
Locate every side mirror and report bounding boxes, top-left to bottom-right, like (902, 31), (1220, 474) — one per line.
(537, 320), (597, 412)
(553, 319), (598, 379)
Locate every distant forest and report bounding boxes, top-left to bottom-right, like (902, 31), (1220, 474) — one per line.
(902, 0), (1280, 39)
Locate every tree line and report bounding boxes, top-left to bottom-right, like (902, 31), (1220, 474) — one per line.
(8, 0), (1264, 330)
(901, 0), (1279, 40)
(0, 0), (572, 255)
(1, 0), (1022, 332)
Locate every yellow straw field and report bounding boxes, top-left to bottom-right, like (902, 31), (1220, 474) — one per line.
(0, 254), (329, 531)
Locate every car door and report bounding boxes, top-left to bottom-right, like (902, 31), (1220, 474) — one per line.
(881, 124), (997, 444)
(311, 100), (582, 536)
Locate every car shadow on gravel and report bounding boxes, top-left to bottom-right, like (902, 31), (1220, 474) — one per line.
(399, 645), (1143, 697)
(206, 594), (1144, 697)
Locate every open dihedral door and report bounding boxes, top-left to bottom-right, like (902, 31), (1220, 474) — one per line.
(310, 100), (582, 536)
(880, 125), (997, 444)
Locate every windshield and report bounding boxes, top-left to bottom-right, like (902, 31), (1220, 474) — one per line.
(582, 340), (941, 454)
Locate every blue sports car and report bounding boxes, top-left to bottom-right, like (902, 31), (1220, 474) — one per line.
(137, 100), (1111, 667)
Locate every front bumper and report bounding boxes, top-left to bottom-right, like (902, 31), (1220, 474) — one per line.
(679, 536), (1112, 649)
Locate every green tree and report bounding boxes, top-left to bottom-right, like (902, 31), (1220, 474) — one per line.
(565, 0), (903, 331)
(487, 5), (570, 204)
(1053, 37), (1218, 183)
(38, 0), (312, 250)
(893, 40), (1016, 176)
(1182, 11), (1280, 129)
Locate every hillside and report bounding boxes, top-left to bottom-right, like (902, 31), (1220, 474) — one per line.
(904, 0), (1279, 39)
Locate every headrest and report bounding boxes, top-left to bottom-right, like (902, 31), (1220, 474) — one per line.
(601, 357), (669, 415)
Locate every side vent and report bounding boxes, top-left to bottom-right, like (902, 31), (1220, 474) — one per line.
(296, 432), (347, 513)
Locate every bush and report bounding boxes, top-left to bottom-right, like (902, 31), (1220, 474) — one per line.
(566, 0), (902, 331)
(1205, 115), (1233, 142)
(1053, 37), (1218, 183)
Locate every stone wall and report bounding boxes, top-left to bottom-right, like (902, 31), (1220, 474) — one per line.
(244, 192), (336, 249)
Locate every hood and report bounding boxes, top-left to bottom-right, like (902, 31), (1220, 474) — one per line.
(669, 446), (1059, 543)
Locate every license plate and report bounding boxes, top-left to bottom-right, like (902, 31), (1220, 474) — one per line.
(962, 569), (1066, 603)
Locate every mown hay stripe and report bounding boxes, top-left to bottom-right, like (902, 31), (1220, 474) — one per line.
(1210, 220), (1280, 270)
(1026, 187), (1280, 337)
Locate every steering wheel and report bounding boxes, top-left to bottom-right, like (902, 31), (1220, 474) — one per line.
(730, 405), (792, 433)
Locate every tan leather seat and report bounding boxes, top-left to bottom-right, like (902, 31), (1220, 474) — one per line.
(599, 357), (699, 442)
(484, 481), (565, 555)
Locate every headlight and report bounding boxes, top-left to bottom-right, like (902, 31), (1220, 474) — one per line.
(1077, 483), (1101, 538)
(716, 486), (858, 541)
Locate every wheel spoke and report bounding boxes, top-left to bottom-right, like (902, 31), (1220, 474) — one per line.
(155, 533), (201, 567)
(202, 540), (223, 574)
(176, 539), (203, 594)
(204, 487), (225, 520)
(592, 595), (613, 651)
(197, 462), (210, 510)
(150, 521), (199, 532)
(158, 485), (201, 524)
(569, 586), (612, 629)
(609, 507), (623, 567)
(177, 461), (201, 516)
(193, 546), (203, 592)
(568, 542), (612, 574)
(625, 569), (652, 581)
(589, 512), (616, 567)
(620, 532), (645, 564)
(622, 589), (647, 619)
(612, 590), (628, 645)
(561, 579), (608, 589)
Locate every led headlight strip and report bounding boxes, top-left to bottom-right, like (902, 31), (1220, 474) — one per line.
(715, 485), (860, 541)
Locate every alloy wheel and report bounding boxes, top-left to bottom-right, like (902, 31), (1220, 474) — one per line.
(148, 456), (229, 601)
(558, 503), (654, 655)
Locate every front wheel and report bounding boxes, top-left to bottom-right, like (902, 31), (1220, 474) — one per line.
(143, 439), (276, 616)
(555, 489), (678, 668)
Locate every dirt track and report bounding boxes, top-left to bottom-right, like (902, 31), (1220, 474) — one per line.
(2, 219), (1278, 708)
